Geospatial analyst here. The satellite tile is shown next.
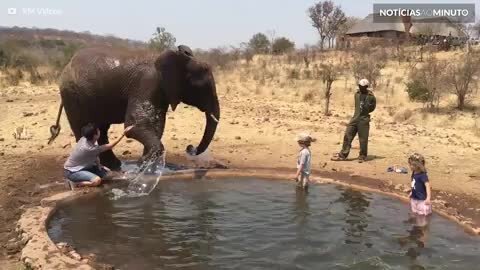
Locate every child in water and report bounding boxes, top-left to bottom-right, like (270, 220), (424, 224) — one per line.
(408, 153), (432, 226)
(294, 134), (315, 189)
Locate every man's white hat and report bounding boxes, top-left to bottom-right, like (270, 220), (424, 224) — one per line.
(358, 79), (369, 87)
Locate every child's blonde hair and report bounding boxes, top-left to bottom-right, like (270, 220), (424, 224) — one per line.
(408, 153), (426, 173)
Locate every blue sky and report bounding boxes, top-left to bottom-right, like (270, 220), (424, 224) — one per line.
(1, 0), (478, 49)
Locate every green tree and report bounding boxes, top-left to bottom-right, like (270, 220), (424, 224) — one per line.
(248, 33), (270, 54)
(149, 27), (176, 52)
(272, 37), (295, 54)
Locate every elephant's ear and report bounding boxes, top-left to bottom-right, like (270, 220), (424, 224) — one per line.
(154, 50), (189, 111)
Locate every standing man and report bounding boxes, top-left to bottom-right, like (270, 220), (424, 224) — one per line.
(331, 79), (376, 163)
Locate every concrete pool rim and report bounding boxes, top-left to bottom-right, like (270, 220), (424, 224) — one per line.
(16, 168), (480, 269)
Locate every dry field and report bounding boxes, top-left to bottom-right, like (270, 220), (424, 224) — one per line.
(1, 48), (480, 268)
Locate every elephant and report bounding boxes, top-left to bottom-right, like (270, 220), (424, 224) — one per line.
(48, 45), (220, 170)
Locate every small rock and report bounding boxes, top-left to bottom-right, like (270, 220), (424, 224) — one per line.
(235, 136), (241, 140)
(22, 112), (34, 117)
(0, 138), (4, 141)
(6, 99), (14, 102)
(69, 250), (82, 260)
(6, 242), (21, 254)
(24, 257), (33, 266)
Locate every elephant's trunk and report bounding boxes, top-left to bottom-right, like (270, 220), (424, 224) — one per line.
(195, 99), (220, 155)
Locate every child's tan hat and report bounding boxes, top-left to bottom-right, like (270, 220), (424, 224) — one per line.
(296, 132), (316, 143)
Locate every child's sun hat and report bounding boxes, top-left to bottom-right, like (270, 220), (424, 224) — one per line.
(296, 132), (316, 143)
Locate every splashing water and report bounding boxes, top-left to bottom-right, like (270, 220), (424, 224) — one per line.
(110, 151), (166, 200)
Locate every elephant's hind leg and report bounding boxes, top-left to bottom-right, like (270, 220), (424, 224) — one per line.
(98, 124), (122, 170)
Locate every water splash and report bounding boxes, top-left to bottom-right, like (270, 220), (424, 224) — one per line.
(110, 151), (166, 200)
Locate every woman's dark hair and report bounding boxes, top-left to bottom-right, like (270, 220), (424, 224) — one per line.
(81, 123), (99, 141)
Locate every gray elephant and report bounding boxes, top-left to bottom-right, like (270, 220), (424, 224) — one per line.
(48, 45), (220, 170)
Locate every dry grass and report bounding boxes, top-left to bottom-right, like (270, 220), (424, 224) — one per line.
(214, 47), (480, 136)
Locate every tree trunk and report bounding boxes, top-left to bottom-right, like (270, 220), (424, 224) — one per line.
(324, 81), (333, 116)
(320, 37), (326, 50)
(457, 94), (465, 110)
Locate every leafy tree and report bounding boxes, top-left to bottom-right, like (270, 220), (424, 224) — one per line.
(308, 1), (346, 50)
(272, 37), (295, 54)
(248, 33), (270, 54)
(149, 27), (176, 52)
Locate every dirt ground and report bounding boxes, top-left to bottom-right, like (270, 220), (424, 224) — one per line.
(2, 50), (480, 268)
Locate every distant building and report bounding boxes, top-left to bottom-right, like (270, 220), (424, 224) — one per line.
(344, 13), (466, 43)
(346, 14), (410, 39)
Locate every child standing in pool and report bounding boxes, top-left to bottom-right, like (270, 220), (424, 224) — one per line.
(294, 134), (315, 189)
(408, 153), (432, 226)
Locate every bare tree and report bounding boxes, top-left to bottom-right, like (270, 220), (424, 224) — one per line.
(446, 53), (480, 110)
(308, 1), (346, 50)
(336, 16), (360, 49)
(351, 44), (387, 88)
(317, 60), (345, 115)
(326, 7), (347, 49)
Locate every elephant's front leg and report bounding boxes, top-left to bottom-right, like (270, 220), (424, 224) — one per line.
(125, 101), (167, 166)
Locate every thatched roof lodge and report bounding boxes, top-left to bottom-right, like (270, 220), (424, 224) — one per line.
(345, 13), (466, 41)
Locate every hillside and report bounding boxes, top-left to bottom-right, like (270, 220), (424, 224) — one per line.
(0, 26), (146, 48)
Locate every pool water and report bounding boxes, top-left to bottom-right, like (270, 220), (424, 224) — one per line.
(48, 178), (480, 270)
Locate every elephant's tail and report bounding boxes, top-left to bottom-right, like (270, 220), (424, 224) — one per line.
(47, 102), (63, 144)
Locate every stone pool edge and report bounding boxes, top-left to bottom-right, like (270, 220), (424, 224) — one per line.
(16, 168), (480, 269)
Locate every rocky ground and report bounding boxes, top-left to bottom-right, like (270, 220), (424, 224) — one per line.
(2, 54), (480, 268)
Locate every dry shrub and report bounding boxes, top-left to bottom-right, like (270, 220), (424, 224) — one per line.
(351, 46), (387, 88)
(405, 53), (448, 109)
(386, 106), (396, 117)
(445, 52), (480, 110)
(394, 76), (403, 84)
(287, 68), (300, 80)
(393, 108), (413, 122)
(4, 69), (22, 86)
(474, 118), (480, 137)
(302, 90), (315, 102)
(303, 69), (312, 80)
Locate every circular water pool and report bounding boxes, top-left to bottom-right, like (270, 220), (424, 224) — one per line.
(48, 178), (480, 269)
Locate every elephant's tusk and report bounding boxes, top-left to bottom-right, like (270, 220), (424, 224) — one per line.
(210, 114), (219, 123)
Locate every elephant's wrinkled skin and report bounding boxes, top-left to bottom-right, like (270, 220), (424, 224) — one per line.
(49, 46), (220, 170)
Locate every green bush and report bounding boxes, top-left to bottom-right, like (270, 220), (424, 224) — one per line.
(272, 37), (295, 55)
(405, 79), (431, 103)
